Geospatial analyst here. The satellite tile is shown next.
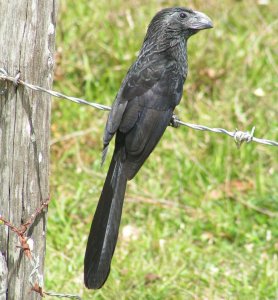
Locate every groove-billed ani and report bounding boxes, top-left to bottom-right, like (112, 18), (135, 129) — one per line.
(84, 7), (213, 289)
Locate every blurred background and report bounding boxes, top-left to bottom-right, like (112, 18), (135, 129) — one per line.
(46, 0), (278, 299)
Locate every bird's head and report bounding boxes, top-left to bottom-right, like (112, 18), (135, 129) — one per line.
(146, 7), (213, 41)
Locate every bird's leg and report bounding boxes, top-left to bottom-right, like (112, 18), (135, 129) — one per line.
(169, 114), (180, 128)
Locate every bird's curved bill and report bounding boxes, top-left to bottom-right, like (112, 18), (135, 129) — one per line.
(189, 11), (213, 30)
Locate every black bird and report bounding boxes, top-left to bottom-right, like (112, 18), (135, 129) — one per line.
(84, 7), (213, 289)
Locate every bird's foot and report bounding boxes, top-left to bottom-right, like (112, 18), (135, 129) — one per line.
(169, 114), (180, 128)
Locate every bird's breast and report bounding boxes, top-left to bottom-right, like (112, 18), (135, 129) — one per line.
(138, 71), (185, 111)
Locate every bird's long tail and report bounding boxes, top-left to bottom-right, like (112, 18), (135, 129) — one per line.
(84, 148), (127, 289)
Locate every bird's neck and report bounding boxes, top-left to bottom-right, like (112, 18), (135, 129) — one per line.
(142, 34), (187, 59)
(166, 37), (187, 60)
(162, 36), (188, 75)
(139, 34), (188, 77)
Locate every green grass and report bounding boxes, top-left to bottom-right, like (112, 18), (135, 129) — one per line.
(46, 0), (278, 299)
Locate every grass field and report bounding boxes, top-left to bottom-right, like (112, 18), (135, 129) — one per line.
(46, 0), (278, 299)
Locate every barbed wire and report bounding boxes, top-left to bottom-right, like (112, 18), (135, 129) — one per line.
(0, 68), (277, 148)
(0, 68), (110, 111)
(44, 291), (82, 299)
(176, 120), (277, 147)
(28, 255), (82, 299)
(0, 198), (82, 299)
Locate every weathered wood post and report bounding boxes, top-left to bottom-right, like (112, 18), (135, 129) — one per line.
(0, 1), (57, 299)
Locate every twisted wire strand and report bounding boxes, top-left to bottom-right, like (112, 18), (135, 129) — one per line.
(0, 69), (110, 111)
(177, 120), (278, 147)
(44, 291), (82, 299)
(1, 69), (277, 148)
(28, 253), (82, 299)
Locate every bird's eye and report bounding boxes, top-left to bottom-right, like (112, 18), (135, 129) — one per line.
(179, 12), (186, 19)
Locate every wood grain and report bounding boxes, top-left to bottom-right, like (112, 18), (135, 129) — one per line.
(0, 1), (57, 299)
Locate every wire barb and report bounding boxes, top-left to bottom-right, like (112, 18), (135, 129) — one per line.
(0, 198), (82, 299)
(0, 68), (277, 148)
(234, 127), (255, 148)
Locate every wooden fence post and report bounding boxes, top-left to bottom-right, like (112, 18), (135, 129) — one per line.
(0, 1), (57, 299)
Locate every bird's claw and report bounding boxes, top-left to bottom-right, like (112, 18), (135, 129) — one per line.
(169, 114), (180, 128)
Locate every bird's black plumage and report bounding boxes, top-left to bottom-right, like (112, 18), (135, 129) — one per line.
(84, 7), (213, 289)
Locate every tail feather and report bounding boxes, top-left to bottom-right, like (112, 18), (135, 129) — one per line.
(84, 149), (127, 289)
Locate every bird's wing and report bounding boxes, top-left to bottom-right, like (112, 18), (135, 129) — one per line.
(123, 104), (174, 179)
(103, 55), (173, 148)
(119, 64), (184, 179)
